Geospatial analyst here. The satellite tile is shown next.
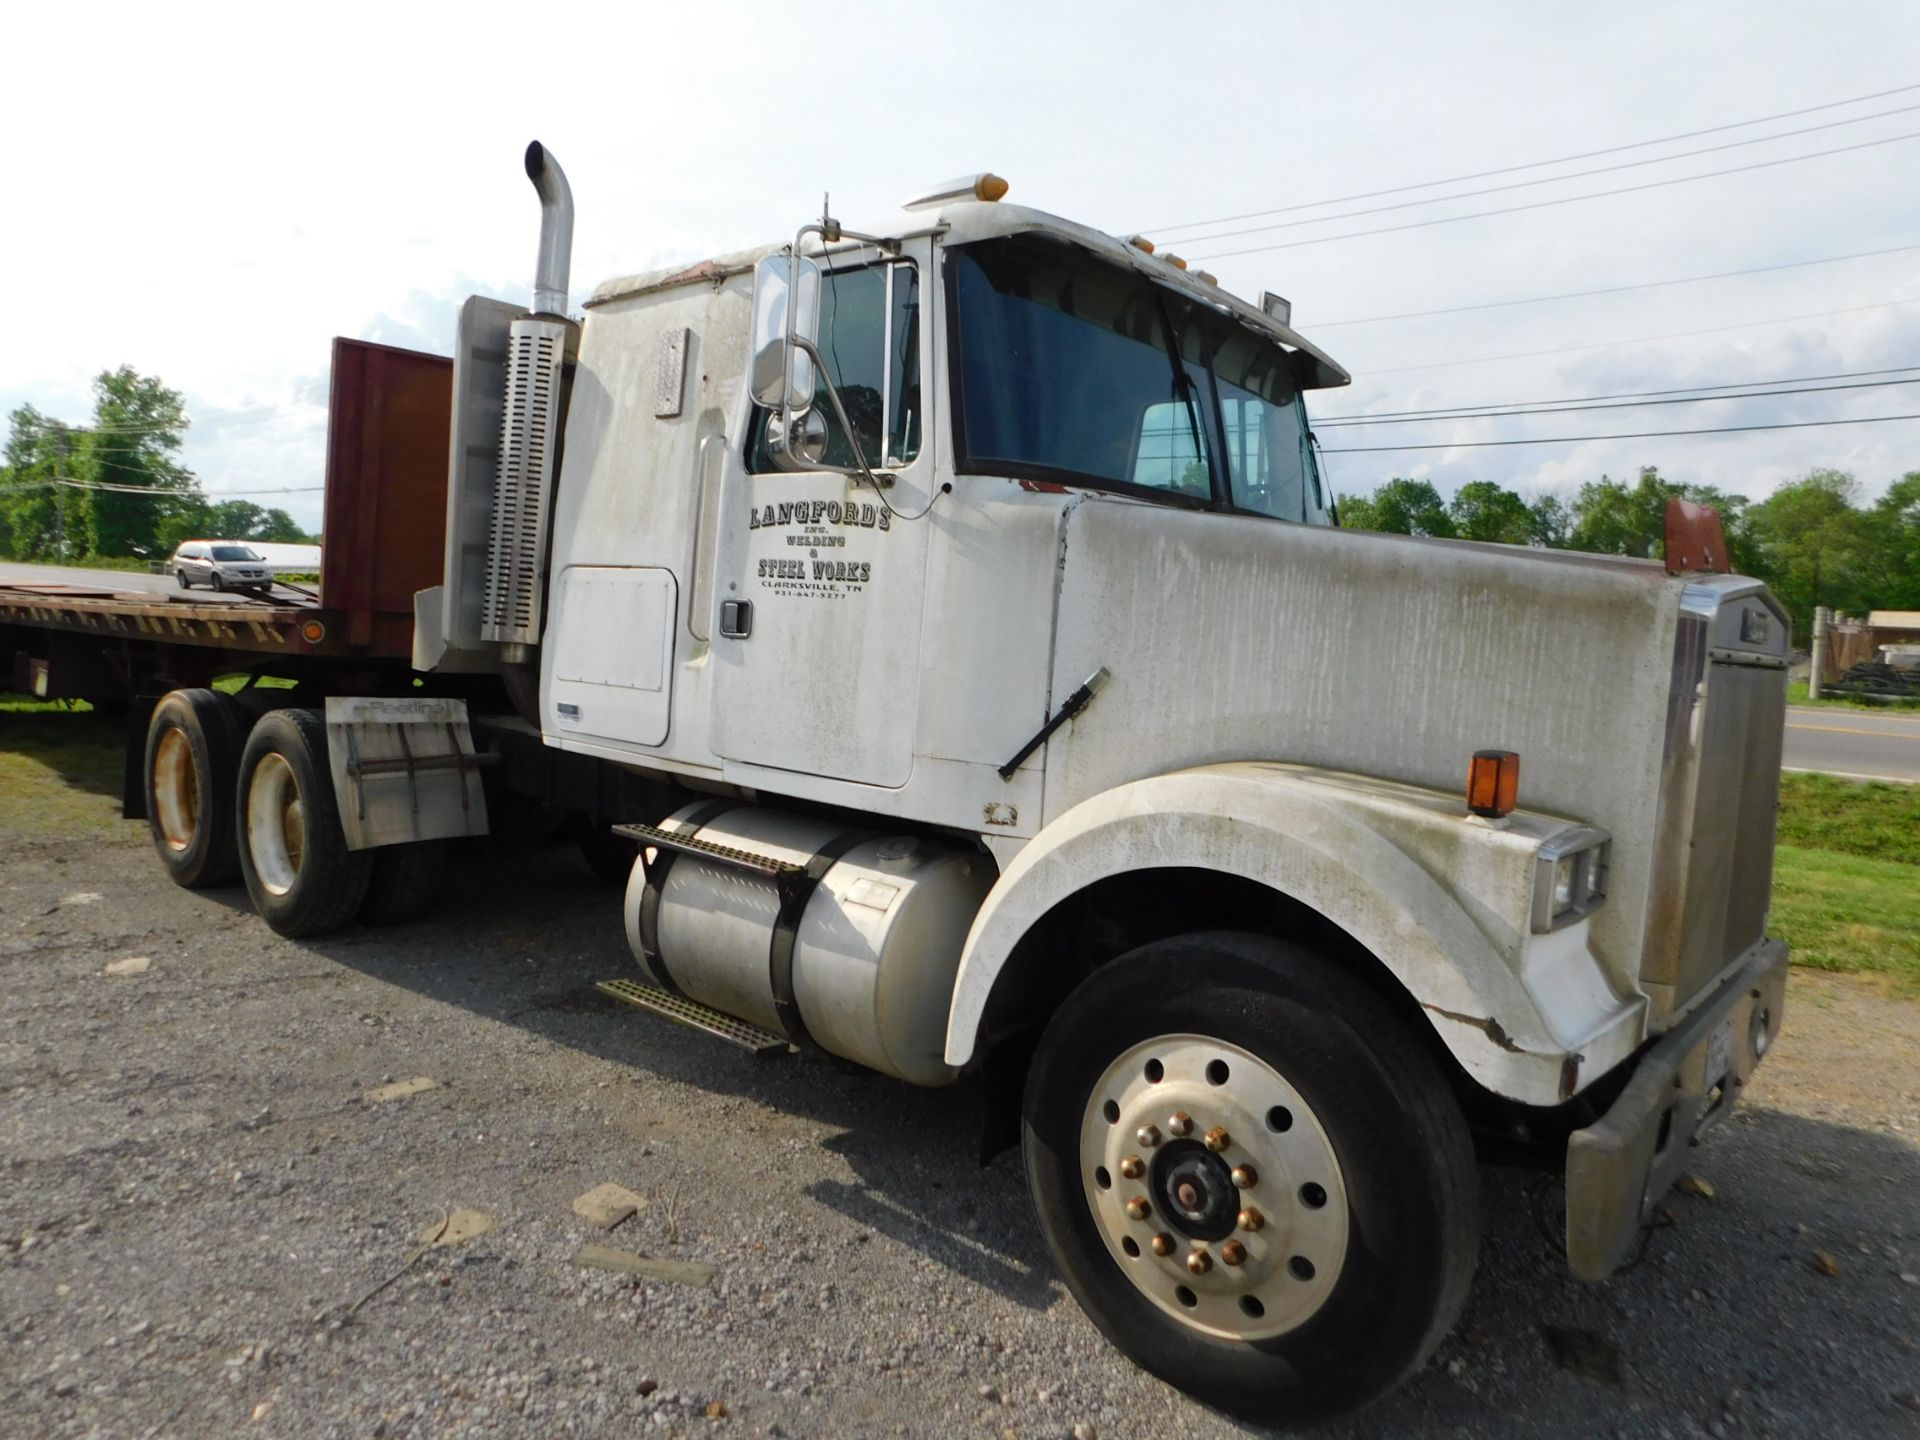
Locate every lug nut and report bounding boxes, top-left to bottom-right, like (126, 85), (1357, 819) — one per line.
(1118, 1155), (1145, 1180)
(1220, 1240), (1247, 1267)
(1150, 1233), (1175, 1256)
(1124, 1196), (1151, 1221)
(1136, 1124), (1161, 1148)
(1167, 1111), (1193, 1137)
(1237, 1206), (1266, 1232)
(1231, 1165), (1258, 1190)
(1204, 1126), (1231, 1153)
(1186, 1249), (1213, 1275)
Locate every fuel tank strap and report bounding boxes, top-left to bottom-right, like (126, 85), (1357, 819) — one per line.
(768, 832), (868, 1050)
(632, 798), (742, 1000)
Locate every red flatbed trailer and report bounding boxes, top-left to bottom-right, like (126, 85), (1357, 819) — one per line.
(0, 339), (452, 701)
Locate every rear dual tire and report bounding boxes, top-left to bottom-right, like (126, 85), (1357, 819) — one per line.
(144, 689), (246, 888)
(236, 709), (371, 937)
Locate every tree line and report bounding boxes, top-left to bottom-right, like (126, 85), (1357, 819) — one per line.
(1337, 465), (1920, 640)
(0, 367), (315, 565)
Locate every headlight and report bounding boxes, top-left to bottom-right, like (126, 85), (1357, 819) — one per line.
(1531, 828), (1610, 934)
(1551, 855), (1577, 912)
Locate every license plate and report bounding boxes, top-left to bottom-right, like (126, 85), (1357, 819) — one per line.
(1706, 1017), (1732, 1083)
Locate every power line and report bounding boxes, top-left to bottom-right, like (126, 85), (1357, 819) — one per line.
(0, 476), (323, 497)
(1351, 297), (1920, 376)
(1312, 242), (1920, 328)
(1317, 411), (1920, 453)
(1148, 79), (1920, 234)
(1172, 102), (1920, 248)
(1190, 130), (1920, 260)
(1316, 366), (1920, 425)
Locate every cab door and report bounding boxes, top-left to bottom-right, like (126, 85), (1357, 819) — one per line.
(708, 244), (933, 789)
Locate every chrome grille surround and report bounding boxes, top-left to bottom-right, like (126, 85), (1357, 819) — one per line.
(1639, 577), (1790, 1027)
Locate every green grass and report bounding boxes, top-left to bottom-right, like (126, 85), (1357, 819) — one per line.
(1770, 844), (1920, 991)
(1777, 772), (1920, 866)
(0, 699), (128, 837)
(1787, 679), (1920, 712)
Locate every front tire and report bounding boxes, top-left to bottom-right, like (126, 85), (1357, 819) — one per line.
(143, 688), (246, 888)
(1021, 933), (1479, 1423)
(236, 708), (371, 937)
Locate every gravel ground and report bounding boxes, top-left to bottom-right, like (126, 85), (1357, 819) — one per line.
(2, 824), (1917, 1439)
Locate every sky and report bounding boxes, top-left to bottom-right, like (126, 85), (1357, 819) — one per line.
(3, 0), (1918, 532)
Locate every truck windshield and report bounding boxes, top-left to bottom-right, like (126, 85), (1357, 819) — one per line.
(948, 235), (1327, 522)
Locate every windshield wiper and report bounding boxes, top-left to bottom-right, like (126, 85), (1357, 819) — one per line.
(1150, 293), (1213, 499)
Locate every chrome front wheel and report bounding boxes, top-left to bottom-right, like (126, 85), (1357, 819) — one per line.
(1079, 1034), (1348, 1340)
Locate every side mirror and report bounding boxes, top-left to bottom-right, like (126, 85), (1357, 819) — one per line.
(750, 252), (821, 412)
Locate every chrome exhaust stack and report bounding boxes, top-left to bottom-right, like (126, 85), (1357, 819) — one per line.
(479, 141), (580, 659)
(524, 141), (574, 318)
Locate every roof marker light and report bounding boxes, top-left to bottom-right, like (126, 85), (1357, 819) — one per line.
(1163, 254), (1189, 271)
(901, 173), (1009, 210)
(1195, 270), (1219, 286)
(1126, 235), (1156, 254)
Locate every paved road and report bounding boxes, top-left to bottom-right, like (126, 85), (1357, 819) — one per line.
(1783, 704), (1920, 784)
(0, 561), (288, 607)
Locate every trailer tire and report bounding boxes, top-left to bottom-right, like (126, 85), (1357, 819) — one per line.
(358, 841), (446, 926)
(236, 708), (372, 938)
(144, 688), (247, 888)
(1021, 932), (1479, 1424)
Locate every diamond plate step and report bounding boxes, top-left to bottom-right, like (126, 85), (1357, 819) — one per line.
(612, 821), (805, 880)
(597, 979), (789, 1056)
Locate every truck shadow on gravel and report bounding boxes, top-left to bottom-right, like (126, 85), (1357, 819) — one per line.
(298, 844), (1064, 1311)
(293, 846), (1920, 1435)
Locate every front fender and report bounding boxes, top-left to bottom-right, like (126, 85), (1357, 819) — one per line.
(945, 762), (1646, 1106)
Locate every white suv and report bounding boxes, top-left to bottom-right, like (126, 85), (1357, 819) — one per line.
(171, 540), (274, 594)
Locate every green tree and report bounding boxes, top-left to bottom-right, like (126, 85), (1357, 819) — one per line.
(1337, 477), (1457, 537)
(0, 405), (81, 559)
(1865, 471), (1920, 611)
(78, 367), (196, 559)
(1746, 470), (1877, 632)
(1448, 480), (1534, 544)
(1528, 494), (1571, 548)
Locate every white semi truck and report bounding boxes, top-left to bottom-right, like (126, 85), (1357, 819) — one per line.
(9, 143), (1791, 1421)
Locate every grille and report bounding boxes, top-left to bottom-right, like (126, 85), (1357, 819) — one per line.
(1672, 661), (1784, 1001)
(481, 316), (568, 646)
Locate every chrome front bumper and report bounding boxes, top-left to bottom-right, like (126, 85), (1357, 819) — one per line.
(1564, 937), (1789, 1281)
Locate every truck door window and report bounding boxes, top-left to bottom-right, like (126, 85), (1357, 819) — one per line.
(748, 259), (921, 473)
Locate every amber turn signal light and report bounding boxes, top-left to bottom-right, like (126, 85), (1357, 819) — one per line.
(1467, 750), (1519, 819)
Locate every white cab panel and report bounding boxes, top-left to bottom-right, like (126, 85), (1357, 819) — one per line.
(547, 566), (677, 746)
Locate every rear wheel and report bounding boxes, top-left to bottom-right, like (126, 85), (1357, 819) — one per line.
(1022, 933), (1479, 1423)
(143, 688), (246, 888)
(236, 708), (371, 937)
(358, 841), (446, 926)
(175, 570), (192, 590)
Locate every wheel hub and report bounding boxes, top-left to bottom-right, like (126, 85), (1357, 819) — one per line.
(1079, 1034), (1349, 1341)
(1152, 1141), (1238, 1241)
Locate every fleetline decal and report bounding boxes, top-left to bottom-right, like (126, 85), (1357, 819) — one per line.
(748, 494), (888, 598)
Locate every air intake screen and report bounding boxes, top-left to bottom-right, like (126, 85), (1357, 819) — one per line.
(481, 316), (569, 645)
